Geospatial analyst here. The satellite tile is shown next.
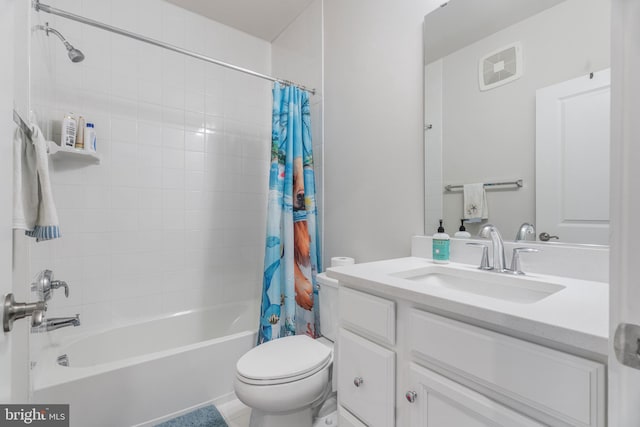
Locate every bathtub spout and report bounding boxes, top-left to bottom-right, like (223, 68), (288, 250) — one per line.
(37, 314), (81, 332)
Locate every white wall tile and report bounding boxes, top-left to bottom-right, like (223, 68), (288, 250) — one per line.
(138, 102), (163, 123)
(138, 122), (162, 146)
(162, 148), (185, 170)
(185, 131), (205, 152)
(31, 0), (272, 339)
(162, 126), (185, 149)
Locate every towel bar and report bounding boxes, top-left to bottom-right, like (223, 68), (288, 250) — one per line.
(444, 179), (523, 192)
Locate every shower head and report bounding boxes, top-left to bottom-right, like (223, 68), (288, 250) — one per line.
(64, 42), (85, 63)
(36, 23), (85, 63)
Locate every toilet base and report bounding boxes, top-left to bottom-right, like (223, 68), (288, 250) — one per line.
(249, 407), (313, 427)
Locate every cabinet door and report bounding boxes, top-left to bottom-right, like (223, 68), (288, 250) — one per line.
(409, 309), (605, 427)
(338, 328), (395, 427)
(407, 363), (544, 427)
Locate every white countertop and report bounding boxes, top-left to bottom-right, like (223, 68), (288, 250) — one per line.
(327, 257), (609, 358)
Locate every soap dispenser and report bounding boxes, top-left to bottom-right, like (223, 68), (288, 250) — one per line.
(432, 220), (450, 264)
(454, 219), (471, 238)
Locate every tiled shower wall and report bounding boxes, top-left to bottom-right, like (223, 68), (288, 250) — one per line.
(28, 0), (272, 334)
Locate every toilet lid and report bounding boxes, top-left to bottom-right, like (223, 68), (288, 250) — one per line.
(236, 335), (332, 383)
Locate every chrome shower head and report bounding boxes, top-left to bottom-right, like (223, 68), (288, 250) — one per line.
(63, 41), (85, 63)
(36, 23), (85, 63)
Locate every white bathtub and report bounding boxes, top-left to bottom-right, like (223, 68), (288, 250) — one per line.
(31, 300), (259, 427)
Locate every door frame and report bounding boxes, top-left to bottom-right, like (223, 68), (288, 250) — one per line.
(609, 0), (640, 425)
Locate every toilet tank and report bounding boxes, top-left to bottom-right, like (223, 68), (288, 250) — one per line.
(317, 273), (339, 342)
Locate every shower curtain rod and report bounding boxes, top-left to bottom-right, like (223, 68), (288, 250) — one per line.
(32, 0), (316, 95)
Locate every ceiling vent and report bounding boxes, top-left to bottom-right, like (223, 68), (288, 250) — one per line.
(479, 42), (523, 91)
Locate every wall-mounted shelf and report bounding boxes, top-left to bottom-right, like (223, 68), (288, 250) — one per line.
(48, 142), (101, 164)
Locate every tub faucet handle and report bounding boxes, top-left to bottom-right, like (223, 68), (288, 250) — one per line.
(3, 293), (47, 332)
(31, 269), (69, 300)
(51, 280), (69, 298)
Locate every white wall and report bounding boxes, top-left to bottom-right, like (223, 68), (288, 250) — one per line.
(271, 0), (324, 265)
(324, 0), (441, 263)
(29, 0), (272, 341)
(435, 0), (610, 236)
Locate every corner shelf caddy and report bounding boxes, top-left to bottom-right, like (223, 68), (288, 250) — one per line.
(48, 142), (101, 164)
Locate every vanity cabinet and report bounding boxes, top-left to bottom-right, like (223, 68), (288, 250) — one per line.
(407, 309), (606, 427)
(337, 285), (606, 427)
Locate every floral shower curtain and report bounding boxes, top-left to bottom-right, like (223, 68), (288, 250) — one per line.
(258, 83), (321, 344)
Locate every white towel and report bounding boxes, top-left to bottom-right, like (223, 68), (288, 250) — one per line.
(13, 120), (61, 241)
(463, 183), (488, 223)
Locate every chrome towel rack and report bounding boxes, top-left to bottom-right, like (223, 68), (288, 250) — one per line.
(444, 179), (523, 192)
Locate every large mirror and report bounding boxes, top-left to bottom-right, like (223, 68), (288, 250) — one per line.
(423, 0), (611, 245)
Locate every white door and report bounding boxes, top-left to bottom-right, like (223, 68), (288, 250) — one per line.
(407, 363), (544, 427)
(609, 0), (640, 425)
(536, 70), (610, 245)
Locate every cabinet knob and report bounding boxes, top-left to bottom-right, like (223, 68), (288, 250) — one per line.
(405, 391), (418, 403)
(353, 377), (364, 387)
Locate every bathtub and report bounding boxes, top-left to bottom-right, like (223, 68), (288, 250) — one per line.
(31, 300), (259, 427)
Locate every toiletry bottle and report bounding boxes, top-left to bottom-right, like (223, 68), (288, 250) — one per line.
(454, 219), (471, 238)
(432, 220), (450, 264)
(75, 116), (85, 149)
(61, 113), (77, 148)
(84, 123), (96, 151)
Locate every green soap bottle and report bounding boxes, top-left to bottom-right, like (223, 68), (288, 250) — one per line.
(432, 220), (450, 264)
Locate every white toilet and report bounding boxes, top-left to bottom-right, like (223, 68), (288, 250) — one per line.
(234, 273), (339, 427)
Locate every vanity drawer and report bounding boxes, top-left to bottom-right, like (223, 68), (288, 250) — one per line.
(338, 328), (395, 427)
(339, 286), (396, 345)
(408, 309), (605, 427)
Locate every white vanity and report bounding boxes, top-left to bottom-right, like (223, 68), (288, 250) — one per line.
(328, 240), (608, 427)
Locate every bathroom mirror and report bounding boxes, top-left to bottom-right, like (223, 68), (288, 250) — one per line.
(423, 0), (611, 245)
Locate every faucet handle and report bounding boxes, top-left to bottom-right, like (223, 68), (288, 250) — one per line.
(466, 242), (491, 270)
(31, 270), (69, 300)
(51, 280), (69, 298)
(510, 247), (539, 275)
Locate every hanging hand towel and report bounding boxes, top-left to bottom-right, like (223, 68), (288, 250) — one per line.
(13, 119), (61, 241)
(463, 183), (489, 223)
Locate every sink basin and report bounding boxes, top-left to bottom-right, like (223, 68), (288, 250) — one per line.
(390, 266), (565, 304)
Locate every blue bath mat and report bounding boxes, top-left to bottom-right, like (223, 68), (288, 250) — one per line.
(155, 405), (228, 427)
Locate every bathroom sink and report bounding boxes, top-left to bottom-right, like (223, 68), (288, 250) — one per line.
(390, 266), (565, 304)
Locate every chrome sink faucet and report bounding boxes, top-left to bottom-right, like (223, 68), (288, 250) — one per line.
(477, 224), (539, 274)
(478, 224), (507, 272)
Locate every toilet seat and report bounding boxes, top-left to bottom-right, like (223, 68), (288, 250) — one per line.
(236, 335), (332, 386)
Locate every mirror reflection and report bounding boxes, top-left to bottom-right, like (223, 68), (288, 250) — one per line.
(423, 0), (610, 245)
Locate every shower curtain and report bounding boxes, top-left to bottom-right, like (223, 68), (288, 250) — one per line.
(258, 83), (321, 344)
